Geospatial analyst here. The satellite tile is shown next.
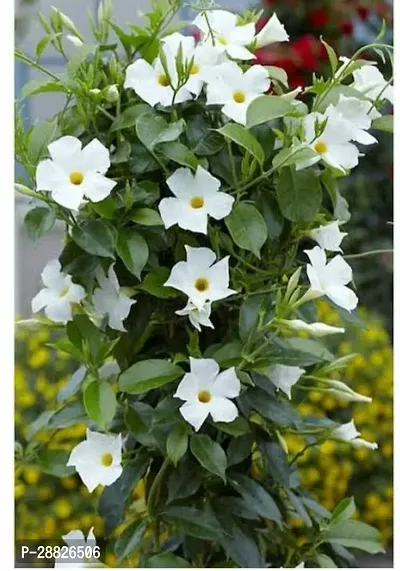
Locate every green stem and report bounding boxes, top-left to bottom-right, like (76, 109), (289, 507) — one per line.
(344, 248), (393, 260)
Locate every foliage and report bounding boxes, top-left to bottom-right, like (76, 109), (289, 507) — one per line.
(15, 0), (392, 567)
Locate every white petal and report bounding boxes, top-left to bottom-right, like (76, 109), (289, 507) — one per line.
(205, 192), (234, 220)
(222, 101), (250, 125)
(99, 464), (123, 486)
(325, 255), (353, 286)
(226, 43), (255, 61)
(36, 159), (66, 192)
(81, 172), (116, 203)
(190, 357), (220, 383)
(174, 373), (198, 402)
(41, 259), (62, 287)
(326, 285), (358, 311)
(208, 397), (238, 423)
(244, 65), (271, 94)
(67, 440), (91, 466)
(44, 298), (73, 323)
(323, 143), (359, 171)
(62, 530), (86, 547)
(195, 165), (221, 194)
(282, 320), (345, 337)
(255, 13), (289, 48)
(159, 197), (184, 229)
(229, 23), (256, 47)
(179, 402), (210, 431)
(352, 438), (378, 450)
(304, 246), (327, 273)
(66, 283), (86, 304)
(167, 167), (196, 199)
(51, 183), (85, 210)
(309, 221), (347, 252)
(81, 138), (111, 174)
(185, 246), (216, 269)
(75, 464), (102, 493)
(31, 288), (53, 313)
(331, 419), (360, 441)
(213, 367), (240, 398)
(267, 365), (305, 398)
(48, 136), (82, 163)
(164, 261), (192, 296)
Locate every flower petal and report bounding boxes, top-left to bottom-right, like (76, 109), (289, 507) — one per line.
(80, 172), (116, 203)
(326, 285), (358, 311)
(179, 402), (210, 431)
(80, 138), (111, 174)
(48, 136), (82, 163)
(213, 367), (240, 398)
(208, 397), (238, 423)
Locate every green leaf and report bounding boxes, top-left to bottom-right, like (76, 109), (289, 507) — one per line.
(99, 458), (149, 533)
(131, 207), (163, 226)
(315, 554), (337, 567)
(21, 78), (65, 99)
(167, 456), (202, 502)
(217, 123), (264, 165)
(225, 202), (268, 258)
(257, 192), (284, 240)
(26, 411), (55, 440)
(372, 115), (393, 133)
(48, 402), (87, 429)
(140, 267), (179, 298)
(284, 337), (335, 362)
(242, 389), (300, 428)
(239, 295), (265, 343)
(229, 474), (281, 524)
(159, 142), (199, 169)
(67, 44), (96, 79)
(186, 115), (225, 156)
(153, 119), (186, 146)
(323, 520), (385, 554)
(321, 38), (338, 74)
(247, 95), (292, 128)
(262, 441), (291, 488)
(167, 423), (189, 466)
(28, 117), (58, 163)
(163, 506), (224, 541)
(265, 66), (288, 87)
(110, 104), (151, 131)
(136, 112), (169, 150)
(83, 379), (117, 427)
(117, 230), (149, 279)
(190, 434), (227, 483)
(144, 553), (191, 568)
(119, 359), (184, 394)
(24, 207), (55, 241)
(71, 219), (117, 258)
(227, 434), (253, 467)
(208, 340), (242, 368)
(115, 520), (146, 563)
(277, 166), (322, 222)
(272, 146), (318, 169)
(330, 497), (356, 525)
(37, 449), (76, 478)
(214, 416), (250, 436)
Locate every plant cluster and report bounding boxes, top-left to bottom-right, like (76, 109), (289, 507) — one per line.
(15, 0), (393, 567)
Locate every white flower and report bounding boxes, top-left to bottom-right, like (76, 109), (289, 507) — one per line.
(206, 61), (270, 125)
(351, 65), (393, 104)
(162, 32), (221, 97)
(193, 9), (255, 60)
(330, 420), (378, 450)
(164, 246), (236, 310)
(67, 429), (123, 493)
(93, 264), (136, 332)
(31, 259), (85, 323)
(309, 221), (347, 252)
(174, 357), (240, 431)
(54, 528), (96, 568)
(296, 112), (360, 172)
(305, 246), (358, 312)
(327, 95), (379, 145)
(159, 166), (234, 234)
(255, 13), (289, 48)
(280, 319), (345, 337)
(266, 364), (305, 399)
(319, 379), (372, 403)
(176, 300), (214, 332)
(36, 136), (116, 210)
(66, 34), (84, 47)
(124, 43), (192, 107)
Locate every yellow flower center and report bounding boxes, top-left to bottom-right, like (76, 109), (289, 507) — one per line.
(190, 196), (204, 209)
(158, 74), (170, 87)
(314, 141), (328, 154)
(233, 90), (246, 104)
(194, 278), (209, 292)
(60, 287), (69, 297)
(190, 63), (200, 75)
(198, 390), (212, 403)
(69, 171), (84, 185)
(101, 453), (113, 467)
(218, 37), (228, 46)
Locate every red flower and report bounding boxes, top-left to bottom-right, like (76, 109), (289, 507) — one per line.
(191, 29), (201, 42)
(291, 35), (319, 71)
(340, 21), (354, 36)
(308, 7), (329, 29)
(357, 6), (369, 21)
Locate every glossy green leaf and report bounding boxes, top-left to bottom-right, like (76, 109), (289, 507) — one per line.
(190, 434), (227, 482)
(83, 379), (117, 427)
(117, 230), (149, 279)
(225, 202), (268, 258)
(167, 423), (189, 466)
(323, 520), (385, 554)
(119, 359), (184, 394)
(24, 207), (56, 241)
(277, 166), (322, 222)
(71, 220), (117, 258)
(229, 474), (281, 524)
(217, 123), (264, 165)
(115, 520), (146, 562)
(247, 95), (292, 128)
(131, 207), (163, 226)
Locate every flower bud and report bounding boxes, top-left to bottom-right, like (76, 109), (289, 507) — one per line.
(66, 34), (83, 48)
(104, 84), (120, 103)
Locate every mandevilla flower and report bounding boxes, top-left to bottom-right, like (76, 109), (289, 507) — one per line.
(309, 221), (347, 252)
(351, 65), (394, 104)
(162, 32), (221, 97)
(266, 365), (305, 399)
(330, 420), (378, 450)
(124, 46), (192, 107)
(174, 357), (240, 431)
(297, 111), (360, 172)
(31, 259), (85, 323)
(206, 61), (271, 125)
(159, 166), (234, 234)
(67, 429), (123, 493)
(305, 246), (358, 311)
(176, 300), (214, 332)
(328, 95), (379, 145)
(193, 10), (256, 60)
(54, 528), (96, 568)
(36, 136), (116, 210)
(255, 13), (289, 48)
(164, 246), (236, 310)
(279, 319), (345, 337)
(318, 379), (372, 403)
(93, 264), (136, 331)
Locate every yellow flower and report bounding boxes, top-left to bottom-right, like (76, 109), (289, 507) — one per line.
(38, 486), (53, 500)
(28, 348), (49, 369)
(54, 499), (73, 519)
(23, 465), (41, 485)
(15, 483), (25, 499)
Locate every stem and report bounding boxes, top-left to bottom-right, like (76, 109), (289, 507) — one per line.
(344, 248), (393, 260)
(227, 142), (238, 189)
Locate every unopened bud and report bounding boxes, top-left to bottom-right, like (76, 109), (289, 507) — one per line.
(66, 34), (83, 47)
(104, 84), (119, 103)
